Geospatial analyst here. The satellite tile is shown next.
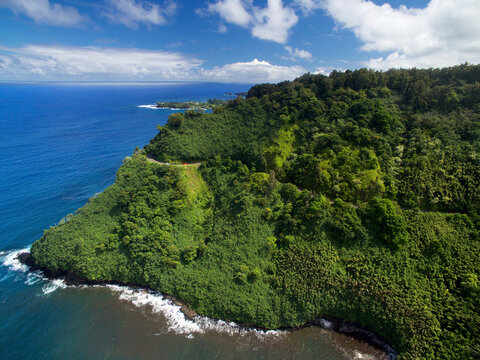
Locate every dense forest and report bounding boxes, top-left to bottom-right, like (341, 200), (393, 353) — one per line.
(156, 99), (226, 110)
(31, 64), (480, 359)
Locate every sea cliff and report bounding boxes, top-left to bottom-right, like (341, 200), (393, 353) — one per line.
(31, 66), (480, 359)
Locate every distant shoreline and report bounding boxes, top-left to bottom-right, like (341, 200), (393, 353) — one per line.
(138, 105), (202, 111)
(155, 100), (226, 111)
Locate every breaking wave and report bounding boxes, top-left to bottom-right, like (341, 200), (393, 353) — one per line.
(106, 285), (284, 339)
(0, 249), (282, 339)
(42, 278), (68, 294)
(1, 247), (30, 273)
(138, 104), (159, 109)
(0, 248), (388, 359)
(1, 248), (64, 294)
(138, 105), (184, 110)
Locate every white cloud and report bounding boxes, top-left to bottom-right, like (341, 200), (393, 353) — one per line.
(103, 0), (176, 28)
(205, 0), (298, 44)
(285, 45), (312, 60)
(313, 66), (331, 76)
(292, 0), (322, 14)
(0, 45), (305, 83)
(207, 0), (252, 27)
(251, 0), (298, 43)
(202, 58), (306, 82)
(321, 0), (480, 69)
(0, 0), (85, 26)
(0, 45), (201, 80)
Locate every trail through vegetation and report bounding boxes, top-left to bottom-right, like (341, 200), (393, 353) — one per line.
(32, 65), (480, 359)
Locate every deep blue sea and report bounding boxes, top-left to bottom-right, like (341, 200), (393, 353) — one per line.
(0, 82), (385, 360)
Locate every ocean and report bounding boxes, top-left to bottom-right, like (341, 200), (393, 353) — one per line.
(0, 82), (385, 360)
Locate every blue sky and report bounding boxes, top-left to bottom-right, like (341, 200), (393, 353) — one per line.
(0, 0), (478, 82)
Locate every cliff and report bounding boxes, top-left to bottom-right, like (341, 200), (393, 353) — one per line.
(31, 65), (480, 359)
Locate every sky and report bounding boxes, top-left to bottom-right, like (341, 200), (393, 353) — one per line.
(0, 0), (479, 83)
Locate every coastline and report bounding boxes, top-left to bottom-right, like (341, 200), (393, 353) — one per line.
(18, 252), (397, 360)
(137, 105), (208, 111)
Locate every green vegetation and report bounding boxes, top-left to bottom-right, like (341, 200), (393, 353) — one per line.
(32, 65), (480, 359)
(156, 99), (227, 110)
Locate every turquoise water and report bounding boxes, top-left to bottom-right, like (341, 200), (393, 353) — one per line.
(0, 82), (385, 360)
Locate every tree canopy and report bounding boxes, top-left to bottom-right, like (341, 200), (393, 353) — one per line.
(32, 64), (480, 359)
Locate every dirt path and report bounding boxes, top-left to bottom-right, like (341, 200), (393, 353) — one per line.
(146, 156), (457, 215)
(146, 156), (201, 167)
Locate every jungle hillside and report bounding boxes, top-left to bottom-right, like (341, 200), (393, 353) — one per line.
(31, 65), (480, 359)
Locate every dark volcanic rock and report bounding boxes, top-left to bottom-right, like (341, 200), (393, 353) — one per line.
(17, 252), (35, 268)
(17, 252), (396, 359)
(311, 316), (397, 359)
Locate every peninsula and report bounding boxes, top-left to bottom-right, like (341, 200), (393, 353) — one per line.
(29, 65), (480, 359)
(156, 99), (226, 110)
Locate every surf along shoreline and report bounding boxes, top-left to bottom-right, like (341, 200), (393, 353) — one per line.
(18, 252), (397, 359)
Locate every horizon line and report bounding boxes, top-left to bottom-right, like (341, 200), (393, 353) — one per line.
(0, 80), (254, 86)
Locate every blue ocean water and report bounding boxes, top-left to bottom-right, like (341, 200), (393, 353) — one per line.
(0, 83), (384, 360)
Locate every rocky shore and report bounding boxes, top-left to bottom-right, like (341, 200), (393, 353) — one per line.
(18, 252), (397, 359)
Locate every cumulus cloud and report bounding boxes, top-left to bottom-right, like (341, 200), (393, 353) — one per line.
(103, 0), (176, 28)
(251, 0), (298, 43)
(313, 66), (331, 76)
(0, 45), (304, 83)
(207, 0), (252, 27)
(284, 45), (312, 60)
(0, 0), (86, 26)
(202, 58), (306, 82)
(321, 0), (480, 69)
(205, 0), (298, 44)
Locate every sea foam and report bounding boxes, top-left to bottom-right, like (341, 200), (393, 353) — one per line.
(42, 279), (68, 294)
(1, 247), (30, 273)
(107, 285), (203, 334)
(25, 272), (43, 286)
(106, 285), (284, 339)
(353, 350), (382, 360)
(0, 248), (64, 293)
(138, 105), (183, 110)
(1, 248), (283, 339)
(138, 104), (159, 109)
(0, 248), (387, 360)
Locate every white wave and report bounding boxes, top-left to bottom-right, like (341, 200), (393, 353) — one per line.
(138, 104), (185, 110)
(107, 285), (284, 339)
(192, 316), (283, 340)
(107, 285), (203, 334)
(42, 279), (67, 294)
(0, 248), (69, 296)
(353, 350), (379, 360)
(0, 250), (283, 340)
(0, 247), (49, 289)
(1, 247), (30, 273)
(138, 105), (159, 109)
(25, 272), (43, 285)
